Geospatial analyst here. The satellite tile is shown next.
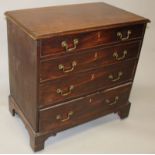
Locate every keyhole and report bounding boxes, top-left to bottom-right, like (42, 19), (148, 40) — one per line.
(89, 98), (92, 103)
(94, 52), (98, 60)
(91, 74), (95, 80)
(97, 32), (101, 40)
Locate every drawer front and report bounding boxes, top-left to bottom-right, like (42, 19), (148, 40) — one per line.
(39, 60), (136, 108)
(40, 24), (144, 57)
(39, 84), (132, 132)
(40, 41), (141, 82)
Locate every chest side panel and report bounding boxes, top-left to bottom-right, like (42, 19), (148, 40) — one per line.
(7, 19), (38, 131)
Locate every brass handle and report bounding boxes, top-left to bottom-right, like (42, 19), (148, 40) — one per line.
(61, 39), (79, 52)
(58, 61), (77, 73)
(113, 50), (128, 61)
(105, 96), (119, 106)
(56, 111), (74, 122)
(108, 72), (123, 82)
(57, 85), (74, 96)
(117, 30), (131, 41)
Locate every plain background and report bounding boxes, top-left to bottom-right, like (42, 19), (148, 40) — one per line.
(0, 0), (155, 153)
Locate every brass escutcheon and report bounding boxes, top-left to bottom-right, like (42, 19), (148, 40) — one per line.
(58, 61), (77, 73)
(56, 111), (74, 122)
(105, 96), (119, 106)
(57, 85), (74, 96)
(117, 30), (131, 41)
(113, 50), (128, 61)
(108, 72), (123, 82)
(61, 39), (79, 52)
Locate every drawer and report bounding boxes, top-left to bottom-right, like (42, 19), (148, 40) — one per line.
(39, 84), (132, 132)
(40, 24), (144, 57)
(39, 60), (136, 108)
(40, 41), (141, 82)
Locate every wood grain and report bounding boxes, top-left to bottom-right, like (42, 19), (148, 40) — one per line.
(40, 41), (141, 82)
(6, 2), (149, 151)
(5, 2), (149, 39)
(41, 24), (144, 57)
(39, 84), (132, 132)
(7, 19), (38, 131)
(39, 60), (136, 108)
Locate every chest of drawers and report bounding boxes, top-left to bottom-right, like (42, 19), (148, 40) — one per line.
(5, 2), (150, 151)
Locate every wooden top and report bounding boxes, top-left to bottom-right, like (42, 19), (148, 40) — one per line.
(5, 2), (150, 40)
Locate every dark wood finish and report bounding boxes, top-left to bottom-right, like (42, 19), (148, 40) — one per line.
(39, 60), (136, 108)
(39, 84), (132, 132)
(7, 19), (38, 131)
(8, 91), (130, 151)
(41, 24), (144, 57)
(118, 102), (131, 119)
(5, 3), (149, 39)
(40, 41), (141, 81)
(6, 2), (149, 152)
(9, 95), (55, 152)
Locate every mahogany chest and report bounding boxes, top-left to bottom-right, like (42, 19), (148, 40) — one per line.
(5, 2), (150, 151)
